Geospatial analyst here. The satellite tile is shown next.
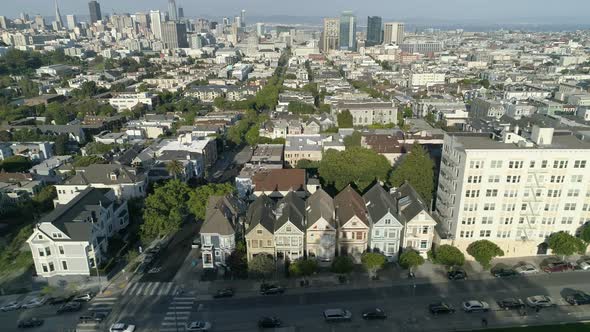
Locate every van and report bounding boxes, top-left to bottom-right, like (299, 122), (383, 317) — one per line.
(323, 309), (352, 322)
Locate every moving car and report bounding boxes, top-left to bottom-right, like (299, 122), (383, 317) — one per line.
(514, 264), (539, 275)
(185, 321), (211, 331)
(213, 288), (234, 298)
(258, 317), (282, 328)
(21, 297), (47, 309)
(526, 295), (555, 308)
(492, 268), (519, 278)
(447, 269), (467, 280)
(73, 293), (94, 302)
(497, 298), (525, 310)
(565, 291), (590, 305)
(323, 308), (352, 322)
(429, 302), (455, 315)
(17, 318), (44, 328)
(191, 237), (201, 249)
(79, 312), (108, 323)
(47, 296), (74, 305)
(56, 302), (81, 314)
(109, 323), (136, 332)
(579, 261), (590, 271)
(1, 301), (21, 312)
(542, 261), (572, 273)
(462, 300), (490, 313)
(260, 285), (285, 295)
(362, 308), (387, 320)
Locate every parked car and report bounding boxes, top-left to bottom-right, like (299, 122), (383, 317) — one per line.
(492, 268), (519, 278)
(565, 291), (590, 305)
(79, 312), (108, 323)
(579, 261), (590, 271)
(213, 288), (234, 298)
(17, 318), (44, 328)
(514, 264), (539, 275)
(73, 293), (94, 302)
(109, 323), (136, 332)
(47, 295), (74, 305)
(526, 295), (555, 308)
(185, 321), (211, 331)
(21, 297), (47, 309)
(447, 269), (467, 280)
(260, 285), (285, 295)
(191, 237), (201, 249)
(462, 300), (490, 313)
(362, 308), (387, 320)
(429, 302), (455, 315)
(56, 302), (81, 314)
(323, 309), (352, 322)
(497, 298), (525, 310)
(542, 261), (572, 273)
(258, 317), (282, 328)
(1, 301), (21, 312)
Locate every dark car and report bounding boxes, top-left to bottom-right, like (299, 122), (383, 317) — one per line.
(497, 298), (525, 310)
(429, 302), (456, 315)
(213, 288), (234, 299)
(447, 269), (467, 280)
(48, 296), (74, 305)
(493, 268), (519, 278)
(542, 261), (572, 273)
(260, 285), (285, 295)
(566, 292), (590, 305)
(258, 317), (282, 328)
(56, 302), (81, 314)
(79, 312), (108, 323)
(362, 308), (387, 320)
(17, 318), (44, 328)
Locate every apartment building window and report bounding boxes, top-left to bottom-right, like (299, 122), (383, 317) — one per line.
(48, 262), (54, 272)
(483, 203), (495, 211)
(529, 161), (536, 168)
(62, 261), (68, 270)
(469, 160), (483, 169)
(479, 230), (492, 238)
(550, 175), (564, 183)
(463, 203), (478, 211)
(486, 189), (498, 197)
(459, 231), (474, 238)
(567, 189), (580, 197)
(488, 175), (500, 183)
(574, 160), (587, 168)
(465, 190), (480, 198)
(42, 264), (48, 273)
(564, 203), (576, 211)
(521, 204), (527, 211)
(467, 176), (482, 183)
(583, 204), (589, 212)
(504, 190), (518, 198)
(561, 217), (574, 225)
(481, 217), (493, 224)
(497, 231), (511, 238)
(541, 217), (555, 225)
(509, 161), (524, 169)
(420, 240), (428, 249)
(571, 175), (583, 183)
(541, 160), (548, 168)
(422, 226), (429, 234)
(59, 246), (64, 255)
(547, 190), (561, 198)
(506, 175), (521, 183)
(38, 249), (45, 257)
(462, 217), (475, 225)
(504, 217), (513, 225)
(45, 247), (51, 256)
(490, 160), (503, 168)
(502, 204), (516, 212)
(553, 160), (568, 169)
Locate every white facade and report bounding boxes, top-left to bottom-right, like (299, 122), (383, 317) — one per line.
(109, 92), (157, 111)
(410, 73), (445, 87)
(383, 22), (404, 45)
(274, 221), (305, 261)
(369, 212), (403, 260)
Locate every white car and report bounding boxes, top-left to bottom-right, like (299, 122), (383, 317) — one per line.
(109, 323), (136, 332)
(579, 261), (590, 271)
(73, 293), (94, 302)
(514, 264), (539, 275)
(21, 297), (46, 309)
(526, 295), (555, 308)
(0, 301), (21, 312)
(186, 321), (212, 331)
(462, 300), (490, 312)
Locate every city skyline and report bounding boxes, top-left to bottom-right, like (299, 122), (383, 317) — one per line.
(3, 0), (590, 24)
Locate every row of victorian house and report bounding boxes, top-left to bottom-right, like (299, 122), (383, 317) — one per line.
(199, 181), (437, 269)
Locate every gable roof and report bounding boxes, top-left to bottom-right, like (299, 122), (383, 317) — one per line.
(246, 195), (276, 235)
(252, 169), (306, 193)
(393, 182), (432, 223)
(200, 195), (238, 236)
(306, 188), (335, 228)
(65, 164), (145, 185)
(363, 183), (398, 223)
(333, 185), (369, 227)
(274, 191), (306, 232)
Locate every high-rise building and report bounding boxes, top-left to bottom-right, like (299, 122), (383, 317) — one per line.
(339, 11), (357, 51)
(256, 22), (265, 37)
(177, 7), (184, 19)
(0, 16), (8, 30)
(161, 21), (188, 48)
(34, 15), (45, 30)
(366, 16), (382, 47)
(321, 18), (340, 52)
(383, 22), (404, 45)
(435, 126), (590, 257)
(234, 16), (241, 29)
(168, 0), (178, 21)
(88, 1), (102, 24)
(20, 13), (29, 22)
(54, 0), (64, 29)
(240, 10), (246, 28)
(66, 15), (76, 30)
(150, 10), (163, 40)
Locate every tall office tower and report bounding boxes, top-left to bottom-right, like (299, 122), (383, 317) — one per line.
(54, 0), (64, 28)
(88, 1), (102, 23)
(34, 15), (45, 30)
(240, 10), (246, 28)
(256, 22), (265, 37)
(20, 13), (29, 22)
(222, 17), (230, 26)
(0, 16), (8, 29)
(177, 7), (184, 19)
(150, 10), (163, 39)
(366, 16), (382, 47)
(161, 21), (188, 48)
(321, 17), (340, 52)
(133, 13), (149, 29)
(168, 0), (178, 21)
(383, 22), (404, 45)
(339, 11), (357, 51)
(66, 15), (77, 30)
(234, 16), (241, 29)
(435, 126), (590, 257)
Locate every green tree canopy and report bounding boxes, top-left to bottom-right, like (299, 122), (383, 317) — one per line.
(343, 131), (362, 148)
(32, 185), (57, 212)
(337, 110), (353, 128)
(141, 180), (191, 241)
(361, 252), (386, 278)
(248, 255), (275, 279)
(431, 245), (465, 267)
(72, 155), (107, 167)
(466, 240), (505, 270)
(53, 134), (69, 155)
(188, 183), (235, 221)
(548, 231), (587, 258)
(226, 242), (248, 278)
(581, 224), (590, 244)
(288, 259), (319, 278)
(296, 159), (320, 169)
(399, 250), (425, 272)
(319, 147), (391, 192)
(331, 256), (354, 274)
(389, 143), (435, 203)
(288, 101), (316, 115)
(0, 155), (32, 172)
(166, 160), (184, 180)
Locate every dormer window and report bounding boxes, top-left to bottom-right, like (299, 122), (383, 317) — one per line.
(52, 233), (62, 238)
(110, 172), (118, 180)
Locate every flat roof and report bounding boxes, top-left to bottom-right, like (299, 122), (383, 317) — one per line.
(450, 132), (590, 150)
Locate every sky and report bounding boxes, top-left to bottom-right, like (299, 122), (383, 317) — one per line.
(5, 0), (590, 23)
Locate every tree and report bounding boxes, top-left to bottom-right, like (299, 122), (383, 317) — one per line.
(331, 256), (354, 274)
(0, 155), (32, 172)
(227, 242), (248, 279)
(18, 78), (39, 98)
(361, 252), (386, 278)
(296, 159), (320, 169)
(166, 160), (184, 180)
(389, 143), (435, 203)
(213, 97), (226, 109)
(480, 79), (490, 89)
(399, 250), (425, 273)
(466, 240), (505, 270)
(188, 183), (235, 221)
(32, 185), (57, 212)
(288, 259), (319, 278)
(288, 101), (316, 115)
(248, 255), (275, 279)
(245, 125), (260, 146)
(54, 134), (68, 155)
(337, 110), (353, 128)
(431, 245), (465, 268)
(72, 155), (107, 167)
(318, 147), (391, 192)
(343, 131), (361, 148)
(141, 180), (191, 241)
(581, 224), (590, 244)
(548, 231), (587, 259)
(284, 73), (297, 80)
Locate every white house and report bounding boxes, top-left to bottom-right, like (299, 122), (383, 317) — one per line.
(200, 195), (243, 269)
(395, 182), (437, 258)
(305, 188), (336, 261)
(364, 183), (404, 262)
(274, 192), (306, 261)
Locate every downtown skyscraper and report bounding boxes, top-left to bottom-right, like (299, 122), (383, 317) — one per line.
(321, 17), (340, 52)
(339, 11), (357, 51)
(168, 0), (178, 21)
(366, 16), (382, 47)
(88, 0), (102, 23)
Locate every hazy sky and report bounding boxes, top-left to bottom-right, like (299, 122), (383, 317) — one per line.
(5, 0), (590, 22)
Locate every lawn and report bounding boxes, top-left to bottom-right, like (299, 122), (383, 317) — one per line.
(483, 323), (590, 332)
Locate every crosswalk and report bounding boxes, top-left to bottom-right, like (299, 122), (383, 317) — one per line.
(160, 296), (197, 332)
(75, 297), (117, 332)
(122, 282), (180, 296)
